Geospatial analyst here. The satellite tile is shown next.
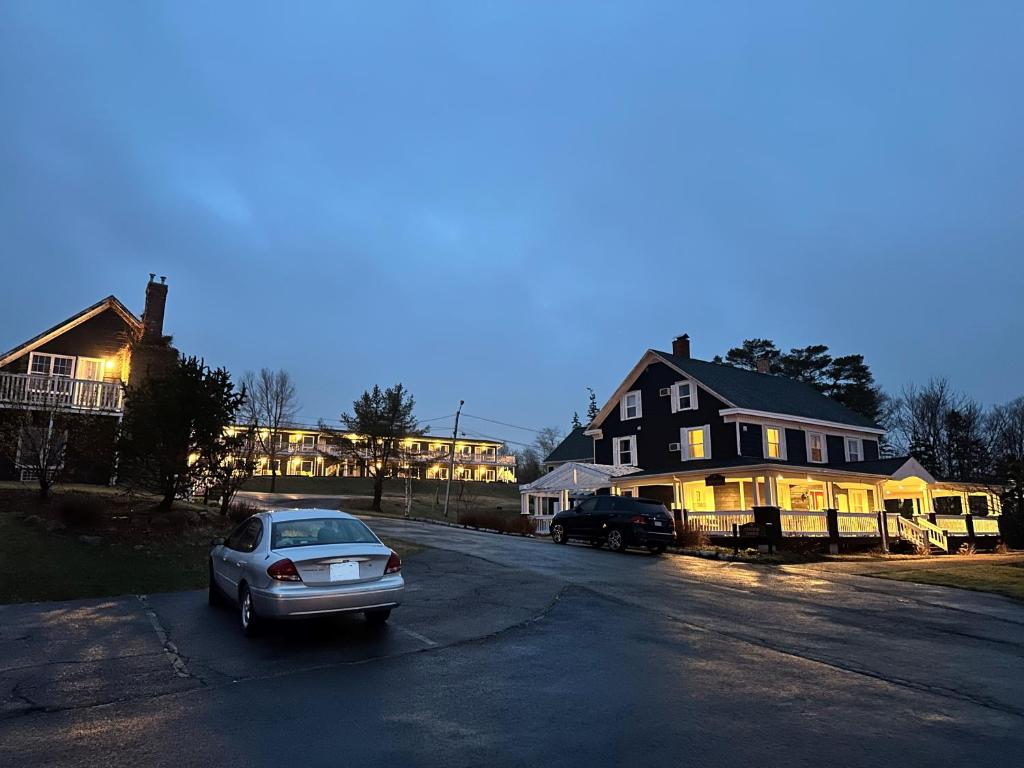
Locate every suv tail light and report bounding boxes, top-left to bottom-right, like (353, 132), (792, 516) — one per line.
(267, 558), (302, 582)
(630, 515), (647, 524)
(385, 551), (402, 575)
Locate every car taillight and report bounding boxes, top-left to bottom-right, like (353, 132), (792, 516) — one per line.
(630, 515), (647, 524)
(267, 558), (302, 582)
(385, 551), (402, 575)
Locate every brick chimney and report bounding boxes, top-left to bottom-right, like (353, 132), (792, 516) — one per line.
(672, 333), (691, 359)
(142, 274), (168, 341)
(756, 356), (771, 374)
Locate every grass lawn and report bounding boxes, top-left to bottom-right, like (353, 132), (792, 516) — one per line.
(872, 562), (1024, 601)
(241, 475), (521, 523)
(0, 486), (422, 604)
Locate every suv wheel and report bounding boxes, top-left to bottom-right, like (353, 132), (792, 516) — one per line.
(551, 524), (567, 545)
(607, 529), (627, 553)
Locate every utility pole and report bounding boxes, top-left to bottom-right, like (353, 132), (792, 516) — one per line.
(443, 400), (464, 520)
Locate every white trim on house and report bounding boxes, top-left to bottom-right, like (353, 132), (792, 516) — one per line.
(680, 425), (710, 461)
(763, 425), (787, 460)
(620, 390), (643, 421)
(28, 351), (77, 378)
(718, 408), (885, 436)
(806, 431), (827, 463)
(612, 435), (637, 467)
(670, 380), (698, 413)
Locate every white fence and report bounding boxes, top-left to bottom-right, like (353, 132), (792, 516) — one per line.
(780, 512), (829, 537)
(0, 373), (123, 413)
(685, 511), (754, 536)
(837, 513), (880, 537)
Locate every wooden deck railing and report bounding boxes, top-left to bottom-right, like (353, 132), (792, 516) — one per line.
(934, 515), (969, 535)
(837, 513), (880, 537)
(0, 372), (123, 413)
(972, 517), (1001, 536)
(780, 511), (829, 537)
(685, 511), (755, 536)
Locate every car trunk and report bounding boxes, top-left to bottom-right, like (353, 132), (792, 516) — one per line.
(275, 544), (391, 585)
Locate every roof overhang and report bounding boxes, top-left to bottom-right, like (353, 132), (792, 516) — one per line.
(718, 408), (886, 436)
(0, 295), (141, 369)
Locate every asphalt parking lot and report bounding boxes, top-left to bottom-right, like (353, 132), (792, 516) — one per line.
(3, 518), (1024, 767)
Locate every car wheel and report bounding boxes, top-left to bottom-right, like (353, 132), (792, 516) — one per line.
(208, 563), (222, 607)
(647, 543), (667, 555)
(607, 529), (627, 553)
(590, 538), (604, 548)
(551, 524), (568, 544)
(365, 608), (392, 625)
(239, 585), (260, 637)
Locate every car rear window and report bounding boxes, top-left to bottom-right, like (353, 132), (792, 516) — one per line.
(270, 518), (379, 549)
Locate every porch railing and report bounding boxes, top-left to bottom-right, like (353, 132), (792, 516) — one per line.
(837, 512), (880, 537)
(913, 516), (950, 552)
(934, 515), (969, 535)
(972, 517), (1001, 536)
(686, 511), (754, 536)
(0, 372), (124, 413)
(780, 512), (829, 537)
(531, 515), (554, 536)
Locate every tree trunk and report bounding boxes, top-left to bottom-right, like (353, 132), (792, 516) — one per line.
(270, 466), (277, 493)
(37, 476), (50, 501)
(160, 485), (176, 512)
(372, 474), (384, 512)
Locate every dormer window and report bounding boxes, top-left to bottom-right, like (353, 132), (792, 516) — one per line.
(620, 391), (642, 421)
(806, 432), (827, 463)
(29, 352), (75, 378)
(764, 427), (787, 460)
(671, 381), (698, 413)
(845, 438), (863, 462)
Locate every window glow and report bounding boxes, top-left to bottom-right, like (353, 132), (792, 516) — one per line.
(766, 428), (782, 459)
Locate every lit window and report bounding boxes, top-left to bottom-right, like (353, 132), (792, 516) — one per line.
(672, 381), (697, 412)
(300, 460), (313, 474)
(849, 489), (869, 513)
(765, 427), (784, 459)
(807, 432), (826, 463)
(484, 469), (496, 482)
(681, 426), (710, 461)
(613, 435), (637, 466)
(620, 391), (642, 420)
(301, 434), (316, 449)
(846, 438), (862, 462)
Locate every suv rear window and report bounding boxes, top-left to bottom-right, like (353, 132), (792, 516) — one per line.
(270, 518), (379, 549)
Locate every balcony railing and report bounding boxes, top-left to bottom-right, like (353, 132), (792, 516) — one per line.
(0, 372), (124, 413)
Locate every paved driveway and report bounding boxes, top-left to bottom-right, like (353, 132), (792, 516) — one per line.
(2, 517), (1023, 767)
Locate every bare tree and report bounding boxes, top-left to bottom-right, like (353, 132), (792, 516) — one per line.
(534, 426), (563, 462)
(333, 384), (417, 512)
(242, 368), (298, 492)
(0, 393), (74, 500)
(198, 423), (259, 516)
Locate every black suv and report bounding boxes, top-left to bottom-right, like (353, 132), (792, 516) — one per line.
(550, 495), (675, 554)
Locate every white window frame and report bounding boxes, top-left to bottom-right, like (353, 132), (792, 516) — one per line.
(680, 425), (711, 461)
(845, 437), (863, 462)
(612, 435), (637, 467)
(300, 434), (317, 449)
(848, 488), (869, 513)
(28, 352), (76, 378)
(763, 426), (787, 460)
(483, 469), (496, 482)
(670, 380), (698, 413)
(620, 390), (642, 421)
(299, 459), (314, 475)
(806, 431), (827, 464)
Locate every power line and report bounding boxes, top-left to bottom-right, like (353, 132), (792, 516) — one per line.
(462, 413), (544, 434)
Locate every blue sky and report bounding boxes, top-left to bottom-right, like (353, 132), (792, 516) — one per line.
(2, 1), (1022, 447)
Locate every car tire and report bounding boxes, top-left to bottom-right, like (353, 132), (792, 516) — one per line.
(365, 608), (392, 625)
(239, 585), (260, 637)
(551, 524), (568, 545)
(208, 563), (222, 607)
(590, 538), (604, 548)
(606, 528), (627, 553)
(647, 544), (667, 555)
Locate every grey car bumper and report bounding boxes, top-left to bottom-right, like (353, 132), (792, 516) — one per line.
(251, 575), (404, 618)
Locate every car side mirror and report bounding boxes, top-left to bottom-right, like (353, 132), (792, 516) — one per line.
(211, 537), (225, 547)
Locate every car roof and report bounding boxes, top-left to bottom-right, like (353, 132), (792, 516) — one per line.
(263, 508), (359, 522)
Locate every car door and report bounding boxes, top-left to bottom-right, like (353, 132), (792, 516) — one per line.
(588, 496), (615, 537)
(217, 518), (262, 591)
(565, 497), (597, 538)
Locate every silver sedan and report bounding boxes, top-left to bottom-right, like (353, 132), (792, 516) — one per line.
(208, 509), (404, 636)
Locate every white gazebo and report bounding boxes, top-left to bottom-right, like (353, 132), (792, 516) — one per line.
(520, 462), (641, 534)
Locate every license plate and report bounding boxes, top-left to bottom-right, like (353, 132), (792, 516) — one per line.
(329, 562), (360, 581)
(654, 521), (664, 527)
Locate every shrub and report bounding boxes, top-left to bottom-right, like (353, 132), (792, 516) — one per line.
(226, 500), (262, 524)
(912, 539), (932, 557)
(995, 541), (1010, 555)
(55, 495), (106, 528)
(956, 542), (977, 556)
(676, 524), (709, 549)
(461, 511), (536, 535)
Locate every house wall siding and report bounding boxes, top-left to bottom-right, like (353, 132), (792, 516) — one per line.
(593, 361), (737, 472)
(738, 423), (763, 458)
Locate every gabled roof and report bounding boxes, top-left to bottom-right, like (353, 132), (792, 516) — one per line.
(544, 427), (593, 464)
(520, 461), (640, 493)
(588, 349), (879, 431)
(0, 295), (141, 368)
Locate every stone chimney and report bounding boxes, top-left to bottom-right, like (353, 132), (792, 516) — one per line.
(142, 274), (168, 341)
(672, 334), (691, 359)
(756, 356), (771, 374)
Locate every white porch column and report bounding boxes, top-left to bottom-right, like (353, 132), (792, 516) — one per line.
(753, 476), (762, 506)
(672, 480), (682, 511)
(521, 493), (529, 516)
(825, 481), (836, 509)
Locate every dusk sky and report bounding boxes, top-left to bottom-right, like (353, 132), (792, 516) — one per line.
(2, 2), (1022, 449)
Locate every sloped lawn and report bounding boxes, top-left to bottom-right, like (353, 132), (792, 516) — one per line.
(873, 561), (1024, 601)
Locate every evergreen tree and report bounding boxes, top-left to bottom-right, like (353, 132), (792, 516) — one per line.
(585, 387), (599, 422)
(571, 412), (582, 429)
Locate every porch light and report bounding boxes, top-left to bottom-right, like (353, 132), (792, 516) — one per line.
(105, 358), (115, 369)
